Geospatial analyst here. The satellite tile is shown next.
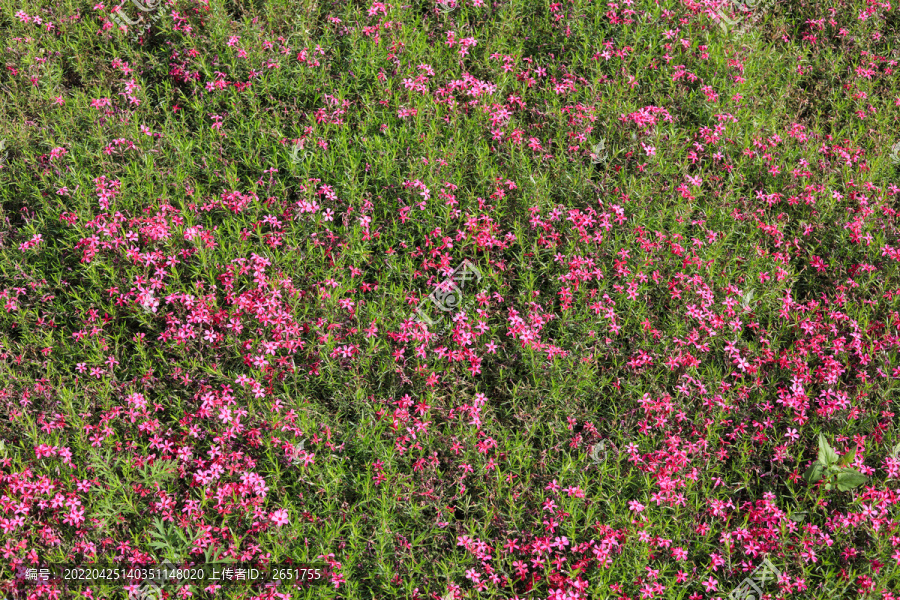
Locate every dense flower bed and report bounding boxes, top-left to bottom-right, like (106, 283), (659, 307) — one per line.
(1, 0), (900, 598)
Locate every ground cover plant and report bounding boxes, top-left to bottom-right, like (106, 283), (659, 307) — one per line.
(1, 0), (900, 598)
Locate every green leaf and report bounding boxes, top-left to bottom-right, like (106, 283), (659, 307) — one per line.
(151, 518), (170, 541)
(818, 434), (838, 466)
(203, 544), (235, 565)
(803, 461), (824, 484)
(835, 470), (867, 491)
(837, 447), (856, 467)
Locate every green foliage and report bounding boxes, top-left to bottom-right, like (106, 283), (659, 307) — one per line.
(803, 434), (868, 492)
(1, 0), (900, 597)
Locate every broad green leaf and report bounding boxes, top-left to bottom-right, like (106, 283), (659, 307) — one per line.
(837, 447), (856, 467)
(803, 461), (824, 484)
(818, 434), (838, 466)
(835, 470), (867, 491)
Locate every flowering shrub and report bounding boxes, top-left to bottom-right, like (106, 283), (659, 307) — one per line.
(2, 0), (900, 599)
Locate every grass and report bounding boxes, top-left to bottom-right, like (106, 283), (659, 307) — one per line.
(1, 0), (900, 599)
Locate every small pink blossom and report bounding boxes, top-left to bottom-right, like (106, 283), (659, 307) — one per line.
(270, 509), (289, 526)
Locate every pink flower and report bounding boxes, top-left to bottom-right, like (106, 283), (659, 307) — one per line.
(269, 509), (289, 526)
(49, 147), (67, 161)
